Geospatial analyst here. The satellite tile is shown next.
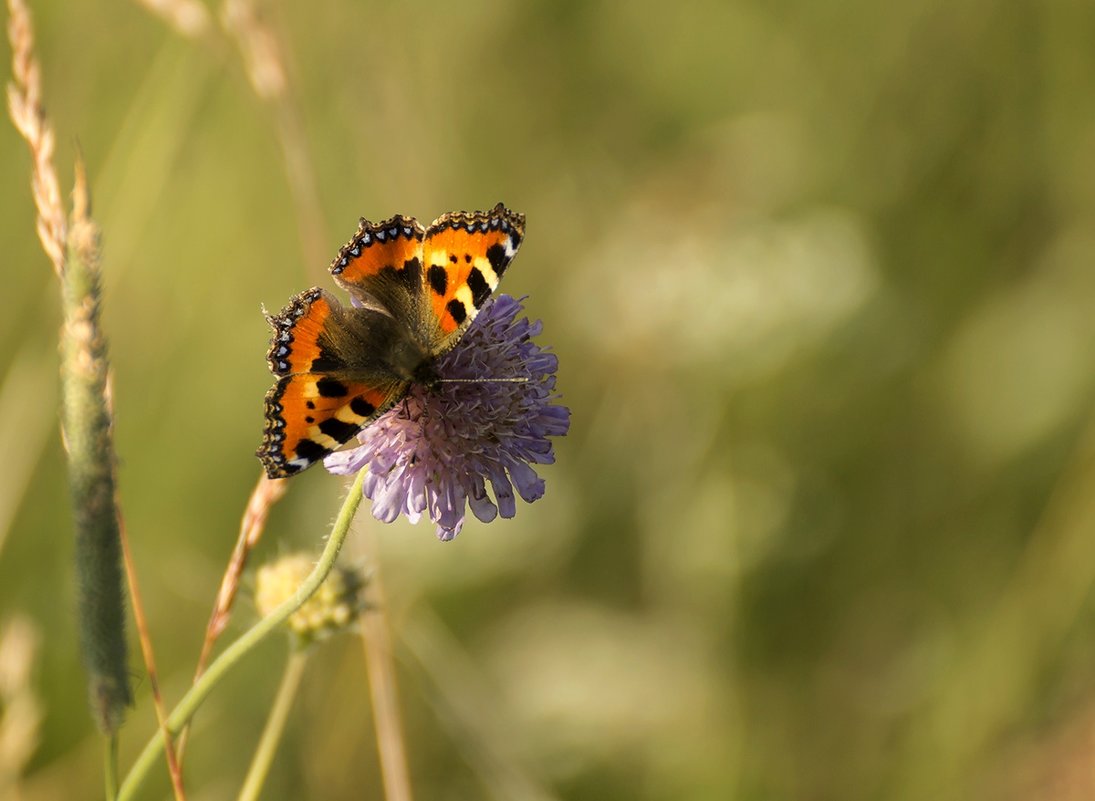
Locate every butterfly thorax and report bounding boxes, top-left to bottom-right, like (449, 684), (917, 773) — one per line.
(409, 358), (441, 391)
(321, 302), (437, 387)
(376, 333), (440, 390)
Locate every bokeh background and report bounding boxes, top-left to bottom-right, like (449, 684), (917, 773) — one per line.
(5, 1), (1095, 799)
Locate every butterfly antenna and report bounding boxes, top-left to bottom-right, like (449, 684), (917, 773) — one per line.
(437, 377), (530, 384)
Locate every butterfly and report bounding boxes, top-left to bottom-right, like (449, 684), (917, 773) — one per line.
(257, 203), (525, 479)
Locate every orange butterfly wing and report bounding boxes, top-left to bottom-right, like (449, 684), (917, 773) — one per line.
(258, 287), (403, 478)
(329, 214), (425, 302)
(260, 373), (399, 477)
(422, 204), (525, 345)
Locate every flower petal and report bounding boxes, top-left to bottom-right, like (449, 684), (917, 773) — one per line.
(468, 476), (499, 523)
(508, 460), (545, 503)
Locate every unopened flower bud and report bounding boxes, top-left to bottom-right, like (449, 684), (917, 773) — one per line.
(255, 554), (365, 645)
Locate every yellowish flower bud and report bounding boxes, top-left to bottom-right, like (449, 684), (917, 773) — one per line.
(255, 554), (365, 645)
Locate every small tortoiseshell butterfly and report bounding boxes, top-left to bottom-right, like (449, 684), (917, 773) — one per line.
(257, 203), (525, 479)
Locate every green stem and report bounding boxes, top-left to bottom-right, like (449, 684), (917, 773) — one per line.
(116, 469), (367, 801)
(104, 733), (119, 800)
(237, 649), (309, 801)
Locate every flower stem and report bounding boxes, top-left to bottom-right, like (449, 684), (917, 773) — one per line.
(116, 468), (367, 801)
(104, 733), (119, 800)
(237, 649), (308, 801)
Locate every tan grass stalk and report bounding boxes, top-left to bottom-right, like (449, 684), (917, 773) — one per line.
(132, 0), (210, 38)
(176, 473), (287, 764)
(139, 0), (328, 275)
(358, 541), (414, 801)
(220, 0), (328, 273)
(0, 615), (42, 801)
(117, 511), (187, 800)
(196, 473), (287, 672)
(6, 0), (65, 276)
(400, 610), (560, 801)
(220, 0), (285, 101)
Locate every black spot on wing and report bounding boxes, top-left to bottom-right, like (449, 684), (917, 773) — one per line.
(377, 257), (421, 294)
(294, 438), (328, 462)
(467, 267), (491, 308)
(310, 346), (342, 373)
(446, 299), (468, 325)
(316, 377), (348, 397)
(400, 257), (421, 291)
(350, 396), (376, 417)
(318, 416), (361, 443)
(486, 243), (509, 276)
(428, 264), (448, 296)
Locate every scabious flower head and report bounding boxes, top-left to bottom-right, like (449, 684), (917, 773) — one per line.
(255, 554), (366, 645)
(324, 294), (570, 540)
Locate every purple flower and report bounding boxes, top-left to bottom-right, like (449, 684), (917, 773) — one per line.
(324, 295), (570, 540)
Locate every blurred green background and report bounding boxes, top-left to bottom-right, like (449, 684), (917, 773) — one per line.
(5, 1), (1095, 799)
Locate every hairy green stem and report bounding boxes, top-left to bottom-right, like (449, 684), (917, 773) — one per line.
(237, 649), (309, 801)
(116, 468), (366, 801)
